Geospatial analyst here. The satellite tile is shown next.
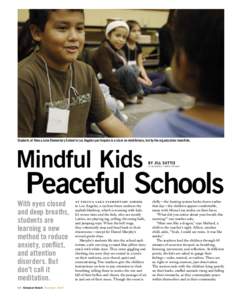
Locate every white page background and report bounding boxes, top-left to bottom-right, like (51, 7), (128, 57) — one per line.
(1, 1), (235, 299)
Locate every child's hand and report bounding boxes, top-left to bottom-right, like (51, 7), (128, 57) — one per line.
(145, 78), (152, 86)
(137, 77), (148, 85)
(138, 77), (152, 87)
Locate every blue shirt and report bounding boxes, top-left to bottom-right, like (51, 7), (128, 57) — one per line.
(133, 109), (224, 138)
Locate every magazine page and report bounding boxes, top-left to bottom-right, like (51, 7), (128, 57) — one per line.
(1, 1), (236, 300)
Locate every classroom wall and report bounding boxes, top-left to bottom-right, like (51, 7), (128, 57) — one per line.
(85, 10), (168, 27)
(18, 9), (169, 28)
(18, 10), (29, 22)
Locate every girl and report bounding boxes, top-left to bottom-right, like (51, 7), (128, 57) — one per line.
(18, 9), (132, 137)
(123, 20), (169, 95)
(134, 10), (224, 137)
(92, 20), (143, 105)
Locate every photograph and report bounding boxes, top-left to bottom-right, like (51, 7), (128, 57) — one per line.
(18, 9), (224, 138)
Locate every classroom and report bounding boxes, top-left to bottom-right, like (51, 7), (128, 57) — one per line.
(18, 9), (224, 138)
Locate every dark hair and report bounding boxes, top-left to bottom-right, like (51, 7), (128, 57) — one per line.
(126, 20), (141, 33)
(172, 10), (224, 105)
(18, 9), (84, 62)
(166, 10), (176, 28)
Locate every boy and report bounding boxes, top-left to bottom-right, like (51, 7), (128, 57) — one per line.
(18, 10), (132, 137)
